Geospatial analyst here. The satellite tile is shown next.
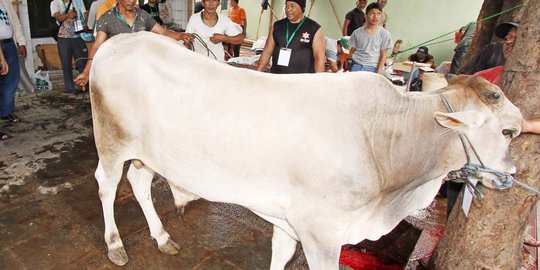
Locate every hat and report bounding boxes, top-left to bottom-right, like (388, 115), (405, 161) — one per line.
(416, 46), (428, 54)
(340, 36), (351, 54)
(494, 22), (519, 39)
(286, 0), (306, 12)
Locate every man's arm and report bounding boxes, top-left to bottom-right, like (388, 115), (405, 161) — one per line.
(5, 1), (26, 58)
(523, 118), (540, 134)
(377, 49), (387, 74)
(210, 33), (245, 45)
(312, 28), (326, 73)
(150, 23), (189, 41)
(256, 25), (276, 71)
(74, 31), (109, 90)
(342, 19), (351, 36)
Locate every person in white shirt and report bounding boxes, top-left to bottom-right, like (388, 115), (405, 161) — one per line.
(184, 0), (244, 62)
(0, 0), (27, 124)
(87, 0), (106, 31)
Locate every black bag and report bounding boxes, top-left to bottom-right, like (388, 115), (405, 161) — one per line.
(50, 17), (60, 41)
(50, 0), (72, 41)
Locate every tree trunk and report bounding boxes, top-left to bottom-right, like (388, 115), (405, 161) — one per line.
(463, 0), (503, 63)
(429, 0), (540, 269)
(495, 0), (528, 30)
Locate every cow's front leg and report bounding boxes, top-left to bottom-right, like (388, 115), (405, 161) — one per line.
(288, 211), (342, 270)
(95, 161), (129, 266)
(127, 163), (179, 255)
(270, 225), (298, 270)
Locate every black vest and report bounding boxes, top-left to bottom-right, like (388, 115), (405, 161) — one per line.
(270, 17), (321, 74)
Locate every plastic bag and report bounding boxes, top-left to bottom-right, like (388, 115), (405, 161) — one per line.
(33, 70), (53, 91)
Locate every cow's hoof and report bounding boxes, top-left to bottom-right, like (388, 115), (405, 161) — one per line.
(108, 247), (129, 266)
(158, 238), (180, 255)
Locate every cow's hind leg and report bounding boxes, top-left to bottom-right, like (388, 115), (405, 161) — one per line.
(95, 160), (129, 266)
(167, 182), (199, 220)
(126, 163), (180, 255)
(270, 225), (297, 270)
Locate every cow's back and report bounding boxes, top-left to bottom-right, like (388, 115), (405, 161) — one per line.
(89, 31), (409, 209)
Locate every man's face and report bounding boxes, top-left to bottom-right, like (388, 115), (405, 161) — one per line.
(118, 0), (136, 11)
(503, 27), (517, 58)
(285, 1), (303, 22)
(229, 0), (238, 8)
(377, 0), (387, 8)
(202, 0), (220, 13)
(356, 0), (367, 10)
(366, 8), (381, 25)
(148, 0), (157, 4)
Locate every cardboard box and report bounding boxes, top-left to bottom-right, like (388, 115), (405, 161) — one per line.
(392, 61), (435, 80)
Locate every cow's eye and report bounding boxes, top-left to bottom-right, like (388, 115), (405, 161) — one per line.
(502, 128), (517, 139)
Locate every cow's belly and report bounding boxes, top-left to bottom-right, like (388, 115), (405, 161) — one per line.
(139, 126), (378, 220)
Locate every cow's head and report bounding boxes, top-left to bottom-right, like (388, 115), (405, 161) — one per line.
(434, 75), (523, 188)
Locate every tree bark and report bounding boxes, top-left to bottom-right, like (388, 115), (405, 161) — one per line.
(462, 0), (503, 63)
(429, 0), (540, 269)
(495, 0), (528, 30)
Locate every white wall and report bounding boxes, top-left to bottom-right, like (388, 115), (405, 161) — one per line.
(235, 0), (484, 66)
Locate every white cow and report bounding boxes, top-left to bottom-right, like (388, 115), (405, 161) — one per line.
(89, 32), (523, 269)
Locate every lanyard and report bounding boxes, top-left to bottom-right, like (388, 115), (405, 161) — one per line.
(285, 17), (306, 48)
(114, 6), (138, 30)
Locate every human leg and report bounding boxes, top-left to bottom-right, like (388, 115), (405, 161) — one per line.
(57, 38), (76, 93)
(0, 42), (20, 119)
(233, 44), (241, 57)
(72, 37), (88, 74)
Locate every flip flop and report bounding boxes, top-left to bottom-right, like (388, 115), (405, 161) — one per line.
(0, 132), (9, 140)
(1, 113), (19, 123)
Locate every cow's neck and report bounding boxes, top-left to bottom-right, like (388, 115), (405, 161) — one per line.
(369, 88), (471, 191)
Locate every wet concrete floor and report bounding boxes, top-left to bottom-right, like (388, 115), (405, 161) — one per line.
(0, 87), (447, 269)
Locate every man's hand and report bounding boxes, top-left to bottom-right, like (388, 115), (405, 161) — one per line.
(18, 45), (27, 59)
(182, 33), (195, 44)
(74, 72), (89, 91)
(210, 34), (226, 44)
(67, 10), (77, 19)
(0, 58), (8, 75)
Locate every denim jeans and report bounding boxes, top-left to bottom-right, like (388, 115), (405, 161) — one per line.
(350, 63), (377, 73)
(0, 41), (20, 117)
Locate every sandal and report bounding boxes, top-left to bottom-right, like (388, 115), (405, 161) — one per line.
(0, 132), (9, 140)
(1, 113), (20, 123)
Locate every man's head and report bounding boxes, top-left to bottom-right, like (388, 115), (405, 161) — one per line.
(202, 0), (221, 13)
(148, 0), (157, 5)
(495, 22), (518, 58)
(356, 0), (367, 10)
(377, 0), (387, 8)
(416, 46), (428, 57)
(118, 0), (136, 11)
(365, 3), (382, 26)
(285, 0), (305, 22)
(286, 0), (306, 13)
(229, 0), (239, 7)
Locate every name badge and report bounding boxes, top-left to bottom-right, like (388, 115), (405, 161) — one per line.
(277, 48), (292, 66)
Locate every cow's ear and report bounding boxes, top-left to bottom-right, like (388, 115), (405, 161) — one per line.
(434, 111), (486, 131)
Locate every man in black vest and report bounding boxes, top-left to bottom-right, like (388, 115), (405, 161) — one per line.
(342, 0), (366, 36)
(256, 0), (325, 74)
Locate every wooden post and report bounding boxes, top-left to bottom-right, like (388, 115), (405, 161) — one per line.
(328, 0), (343, 30)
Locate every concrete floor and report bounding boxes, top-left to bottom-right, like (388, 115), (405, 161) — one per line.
(0, 86), (452, 269)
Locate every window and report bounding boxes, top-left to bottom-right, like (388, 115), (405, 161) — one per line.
(28, 0), (54, 38)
